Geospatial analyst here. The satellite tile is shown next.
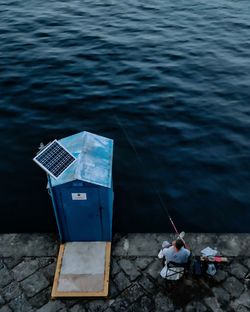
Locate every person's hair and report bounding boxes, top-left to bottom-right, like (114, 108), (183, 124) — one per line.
(175, 239), (184, 250)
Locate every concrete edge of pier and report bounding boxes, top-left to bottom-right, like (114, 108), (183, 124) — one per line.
(0, 233), (249, 257)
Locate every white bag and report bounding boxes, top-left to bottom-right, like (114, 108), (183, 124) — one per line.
(206, 263), (216, 276)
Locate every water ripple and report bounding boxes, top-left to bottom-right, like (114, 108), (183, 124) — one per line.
(0, 0), (250, 232)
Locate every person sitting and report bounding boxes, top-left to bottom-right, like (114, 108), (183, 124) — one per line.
(158, 239), (191, 280)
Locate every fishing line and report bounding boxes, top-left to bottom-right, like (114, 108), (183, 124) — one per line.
(114, 114), (180, 236)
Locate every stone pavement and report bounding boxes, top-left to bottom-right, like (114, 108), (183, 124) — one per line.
(0, 233), (249, 312)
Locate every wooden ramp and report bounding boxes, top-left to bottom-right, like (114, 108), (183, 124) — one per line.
(52, 241), (111, 298)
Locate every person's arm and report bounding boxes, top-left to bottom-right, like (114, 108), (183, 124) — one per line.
(158, 246), (170, 259)
(162, 247), (173, 261)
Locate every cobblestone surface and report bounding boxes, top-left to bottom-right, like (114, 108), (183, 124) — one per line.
(0, 233), (249, 311)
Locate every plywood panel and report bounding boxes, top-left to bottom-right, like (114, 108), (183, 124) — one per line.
(52, 242), (111, 298)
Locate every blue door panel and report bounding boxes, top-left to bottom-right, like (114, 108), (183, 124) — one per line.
(60, 187), (102, 241)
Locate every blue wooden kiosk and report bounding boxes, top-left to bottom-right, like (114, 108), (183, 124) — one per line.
(48, 131), (113, 242)
(34, 131), (114, 297)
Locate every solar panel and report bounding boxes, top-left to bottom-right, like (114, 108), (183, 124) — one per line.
(33, 140), (76, 179)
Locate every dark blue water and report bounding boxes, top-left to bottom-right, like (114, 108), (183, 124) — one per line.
(1, 0), (250, 233)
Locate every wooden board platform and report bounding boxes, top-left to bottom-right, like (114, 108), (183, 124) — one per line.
(51, 242), (111, 298)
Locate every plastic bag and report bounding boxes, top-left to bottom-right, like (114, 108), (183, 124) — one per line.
(206, 263), (217, 276)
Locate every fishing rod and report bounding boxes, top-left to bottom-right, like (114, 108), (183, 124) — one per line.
(114, 114), (185, 242)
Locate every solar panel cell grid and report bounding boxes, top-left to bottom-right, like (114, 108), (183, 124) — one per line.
(33, 140), (76, 179)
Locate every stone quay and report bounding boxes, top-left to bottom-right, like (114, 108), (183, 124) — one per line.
(0, 233), (249, 312)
